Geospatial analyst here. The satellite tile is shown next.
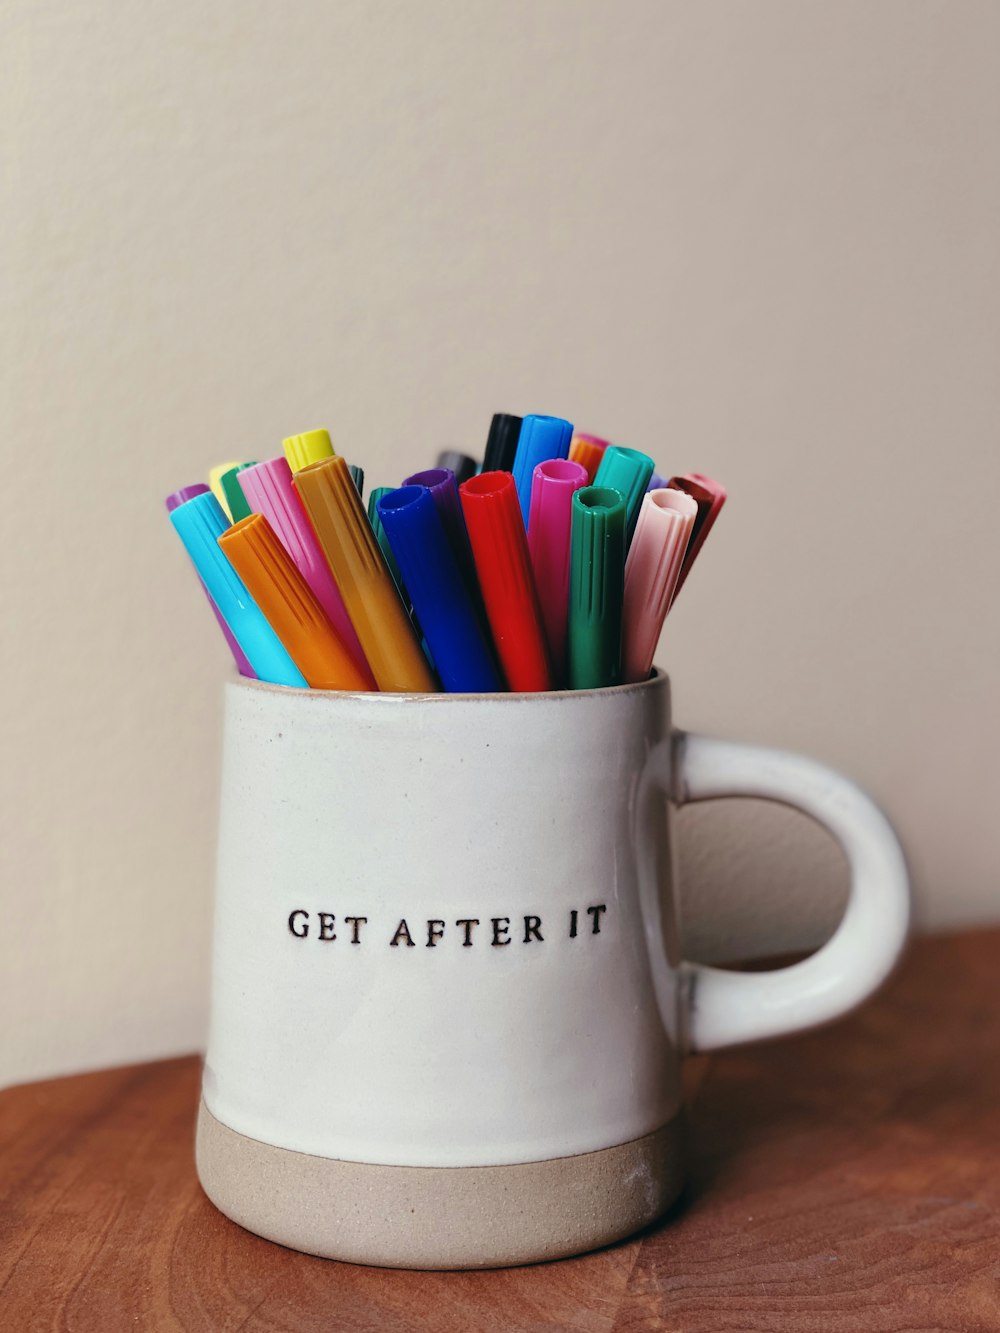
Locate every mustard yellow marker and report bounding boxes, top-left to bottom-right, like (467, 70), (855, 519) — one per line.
(284, 428), (335, 474)
(208, 461), (243, 517)
(294, 456), (438, 693)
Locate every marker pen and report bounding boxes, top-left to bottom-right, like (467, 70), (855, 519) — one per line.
(219, 463), (257, 523)
(169, 492), (307, 687)
(568, 434), (610, 484)
(482, 413), (522, 473)
(435, 451), (478, 486)
(294, 456), (437, 692)
(621, 489), (698, 683)
(459, 471), (551, 692)
(284, 429), (334, 474)
(527, 458), (588, 684)
(511, 415), (573, 527)
(567, 486), (626, 690)
(237, 456), (375, 686)
(378, 486), (500, 693)
(667, 473), (727, 596)
(219, 514), (372, 691)
(593, 446), (655, 545)
(165, 484), (255, 678)
(208, 461), (243, 517)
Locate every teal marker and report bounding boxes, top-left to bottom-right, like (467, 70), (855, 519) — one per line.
(220, 463), (257, 523)
(593, 446), (655, 545)
(567, 486), (626, 690)
(367, 487), (407, 603)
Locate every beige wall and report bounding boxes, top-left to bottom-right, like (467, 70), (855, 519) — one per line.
(3, 0), (998, 1087)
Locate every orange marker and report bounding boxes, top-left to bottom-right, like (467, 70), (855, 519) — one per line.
(293, 456), (437, 693)
(568, 434), (610, 484)
(219, 514), (373, 691)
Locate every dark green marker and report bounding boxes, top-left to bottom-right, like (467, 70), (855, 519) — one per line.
(567, 486), (626, 690)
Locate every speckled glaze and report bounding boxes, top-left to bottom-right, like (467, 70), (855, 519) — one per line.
(197, 671), (909, 1267)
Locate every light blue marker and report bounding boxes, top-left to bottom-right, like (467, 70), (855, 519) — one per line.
(511, 414), (573, 528)
(170, 492), (308, 687)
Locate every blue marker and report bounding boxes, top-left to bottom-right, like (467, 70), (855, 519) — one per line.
(403, 467), (479, 602)
(511, 414), (573, 528)
(647, 472), (670, 492)
(170, 492), (308, 688)
(594, 445), (656, 544)
(377, 486), (501, 693)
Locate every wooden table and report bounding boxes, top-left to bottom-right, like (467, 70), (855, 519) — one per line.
(2, 930), (998, 1331)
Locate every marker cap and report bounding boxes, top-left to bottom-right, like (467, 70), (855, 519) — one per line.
(435, 451), (478, 486)
(527, 458), (589, 684)
(165, 484), (255, 678)
(220, 463), (257, 523)
(567, 485), (626, 690)
(459, 471), (551, 692)
(568, 434), (610, 484)
(482, 414), (522, 473)
(378, 486), (501, 693)
(593, 446), (656, 544)
(367, 487), (408, 602)
(208, 461), (244, 517)
(667, 473), (727, 595)
(646, 473), (670, 492)
(169, 492), (307, 687)
(237, 456), (375, 686)
(294, 455), (437, 693)
(622, 488), (698, 683)
(219, 514), (372, 691)
(284, 429), (334, 474)
(511, 415), (573, 527)
(348, 464), (365, 498)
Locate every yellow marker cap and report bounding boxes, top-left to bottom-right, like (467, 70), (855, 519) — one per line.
(284, 429), (335, 474)
(293, 456), (438, 693)
(208, 461), (244, 517)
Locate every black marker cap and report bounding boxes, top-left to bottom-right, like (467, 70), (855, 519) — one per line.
(483, 414), (522, 473)
(435, 451), (478, 486)
(348, 464), (365, 499)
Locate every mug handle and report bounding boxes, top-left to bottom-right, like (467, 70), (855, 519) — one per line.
(642, 730), (911, 1053)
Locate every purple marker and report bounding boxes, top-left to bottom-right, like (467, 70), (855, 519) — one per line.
(647, 473), (670, 492)
(165, 484), (255, 677)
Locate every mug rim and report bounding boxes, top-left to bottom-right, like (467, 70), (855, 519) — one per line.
(229, 667), (668, 705)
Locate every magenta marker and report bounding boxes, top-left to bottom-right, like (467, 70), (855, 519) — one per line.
(165, 484), (255, 678)
(527, 457), (588, 685)
(237, 457), (375, 687)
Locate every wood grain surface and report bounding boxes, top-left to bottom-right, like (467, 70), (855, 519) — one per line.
(2, 930), (999, 1332)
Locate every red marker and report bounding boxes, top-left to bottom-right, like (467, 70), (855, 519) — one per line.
(459, 471), (552, 692)
(667, 473), (726, 597)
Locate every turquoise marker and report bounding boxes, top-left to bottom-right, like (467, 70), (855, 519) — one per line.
(593, 446), (655, 544)
(169, 492), (308, 688)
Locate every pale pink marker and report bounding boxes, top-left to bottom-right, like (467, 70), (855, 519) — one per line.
(621, 488), (698, 683)
(527, 457), (589, 684)
(237, 457), (376, 688)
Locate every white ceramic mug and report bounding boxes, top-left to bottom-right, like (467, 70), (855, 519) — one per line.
(196, 671), (909, 1269)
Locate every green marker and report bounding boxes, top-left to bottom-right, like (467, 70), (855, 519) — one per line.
(593, 446), (655, 545)
(567, 486), (626, 690)
(349, 464), (365, 500)
(220, 463), (257, 523)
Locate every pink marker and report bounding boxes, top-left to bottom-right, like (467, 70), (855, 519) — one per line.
(237, 457), (376, 688)
(527, 458), (589, 684)
(621, 488), (698, 683)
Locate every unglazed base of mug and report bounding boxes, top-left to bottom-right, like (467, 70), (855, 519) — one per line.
(195, 1100), (685, 1269)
